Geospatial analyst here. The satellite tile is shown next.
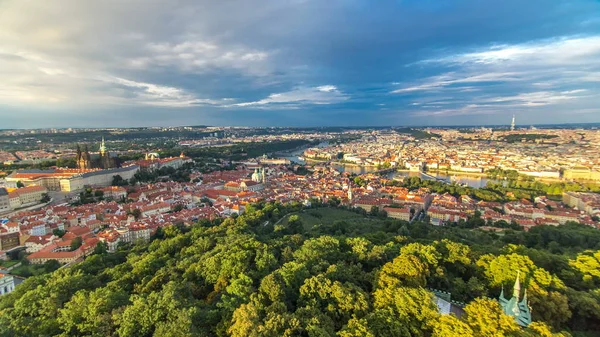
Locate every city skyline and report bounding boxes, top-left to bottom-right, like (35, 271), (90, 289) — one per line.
(3, 116), (600, 131)
(1, 0), (600, 128)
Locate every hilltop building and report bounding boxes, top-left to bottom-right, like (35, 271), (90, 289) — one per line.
(75, 137), (117, 171)
(75, 145), (92, 171)
(99, 137), (117, 169)
(6, 166), (139, 192)
(6, 136), (134, 192)
(499, 272), (532, 327)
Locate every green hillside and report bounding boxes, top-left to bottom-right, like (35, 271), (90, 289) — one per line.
(1, 202), (599, 337)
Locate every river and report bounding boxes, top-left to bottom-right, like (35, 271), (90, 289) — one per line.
(391, 171), (490, 189)
(278, 142), (490, 189)
(329, 166), (490, 188)
(279, 141), (330, 164)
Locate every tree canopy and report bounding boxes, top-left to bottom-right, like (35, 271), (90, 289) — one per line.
(0, 202), (597, 336)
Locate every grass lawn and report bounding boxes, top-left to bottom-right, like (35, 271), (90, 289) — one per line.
(0, 260), (19, 268)
(9, 263), (57, 278)
(278, 207), (383, 232)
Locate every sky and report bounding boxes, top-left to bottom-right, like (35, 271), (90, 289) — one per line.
(1, 0), (600, 128)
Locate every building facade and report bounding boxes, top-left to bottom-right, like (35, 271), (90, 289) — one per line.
(0, 232), (20, 251)
(6, 185), (48, 210)
(0, 273), (22, 296)
(0, 188), (9, 213)
(75, 144), (92, 171)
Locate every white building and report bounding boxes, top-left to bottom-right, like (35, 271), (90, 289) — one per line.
(0, 273), (22, 296)
(0, 188), (9, 213)
(31, 223), (47, 236)
(60, 166), (139, 192)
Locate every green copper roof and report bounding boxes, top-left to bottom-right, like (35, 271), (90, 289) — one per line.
(498, 272), (532, 327)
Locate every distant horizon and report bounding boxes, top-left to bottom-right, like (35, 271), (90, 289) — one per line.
(1, 1), (600, 127)
(2, 121), (600, 131)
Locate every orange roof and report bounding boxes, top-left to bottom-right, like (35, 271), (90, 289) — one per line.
(9, 185), (47, 196)
(28, 249), (83, 260)
(67, 226), (91, 237)
(383, 207), (411, 214)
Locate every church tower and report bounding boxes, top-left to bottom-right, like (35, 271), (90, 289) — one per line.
(99, 136), (116, 169)
(75, 145), (82, 170)
(347, 183), (353, 202)
(76, 144), (92, 171)
(251, 168), (260, 183)
(499, 271), (532, 327)
(100, 137), (107, 156)
(511, 114), (516, 131)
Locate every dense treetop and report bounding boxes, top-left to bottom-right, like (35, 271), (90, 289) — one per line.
(1, 202), (599, 337)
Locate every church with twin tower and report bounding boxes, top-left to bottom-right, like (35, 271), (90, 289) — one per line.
(76, 137), (117, 171)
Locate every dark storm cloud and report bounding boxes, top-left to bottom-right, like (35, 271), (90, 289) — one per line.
(0, 0), (599, 128)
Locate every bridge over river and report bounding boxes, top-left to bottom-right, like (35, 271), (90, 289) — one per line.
(419, 171), (452, 184)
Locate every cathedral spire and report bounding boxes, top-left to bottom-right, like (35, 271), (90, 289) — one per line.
(348, 183), (353, 202)
(520, 289), (528, 306)
(499, 270), (531, 327)
(76, 144), (91, 171)
(513, 270), (521, 299)
(100, 137), (107, 156)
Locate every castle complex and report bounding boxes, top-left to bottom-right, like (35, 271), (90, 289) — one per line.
(7, 137), (138, 192)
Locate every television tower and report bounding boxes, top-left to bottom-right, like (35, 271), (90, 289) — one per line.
(510, 114), (515, 131)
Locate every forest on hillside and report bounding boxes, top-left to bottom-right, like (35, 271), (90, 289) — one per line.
(1, 202), (599, 337)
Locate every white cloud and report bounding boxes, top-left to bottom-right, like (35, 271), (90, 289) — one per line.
(410, 104), (500, 117)
(232, 85), (348, 107)
(424, 36), (600, 66)
(393, 35), (600, 95)
(104, 77), (224, 107)
(392, 35), (600, 119)
(391, 72), (524, 93)
(37, 67), (66, 76)
(0, 46), (224, 107)
(484, 90), (589, 107)
(127, 40), (271, 76)
(409, 89), (597, 118)
(0, 1), (277, 109)
(317, 85), (338, 92)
